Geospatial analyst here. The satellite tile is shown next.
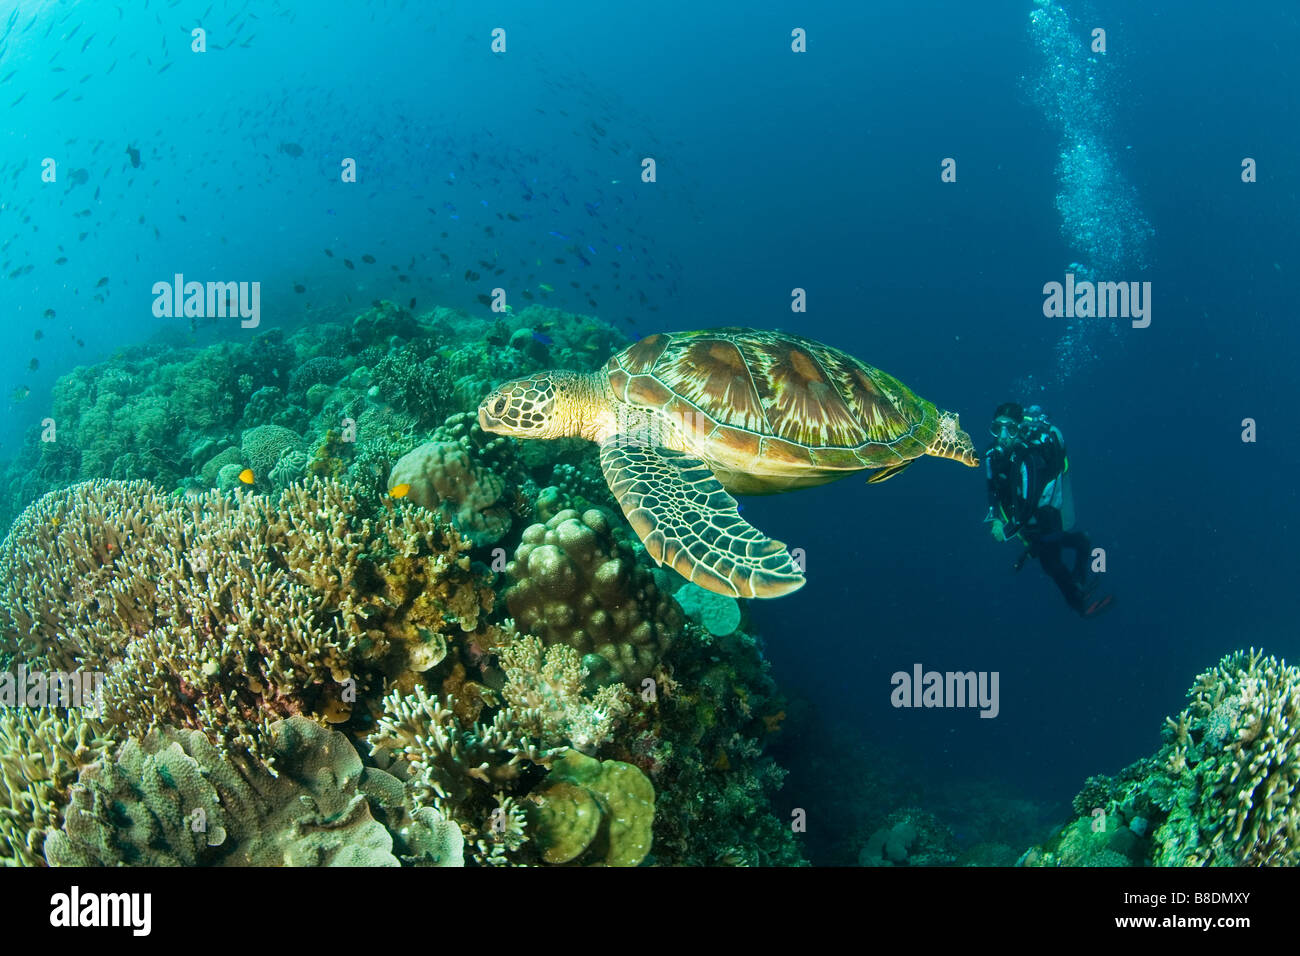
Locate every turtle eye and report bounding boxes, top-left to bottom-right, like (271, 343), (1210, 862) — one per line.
(492, 397), (507, 416)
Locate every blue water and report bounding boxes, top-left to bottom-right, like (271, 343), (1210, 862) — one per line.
(2, 0), (1297, 861)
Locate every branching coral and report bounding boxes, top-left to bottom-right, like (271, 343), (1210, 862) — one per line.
(496, 630), (632, 751)
(505, 508), (681, 686)
(0, 478), (495, 765)
(0, 707), (113, 866)
(45, 716), (397, 866)
(1155, 649), (1300, 866)
(367, 685), (562, 865)
(1023, 648), (1300, 868)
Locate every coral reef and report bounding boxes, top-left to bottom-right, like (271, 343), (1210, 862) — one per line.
(505, 508), (681, 687)
(0, 707), (113, 866)
(45, 716), (397, 866)
(0, 478), (495, 765)
(497, 630), (633, 751)
(388, 441), (511, 546)
(1023, 649), (1300, 867)
(241, 423), (306, 482)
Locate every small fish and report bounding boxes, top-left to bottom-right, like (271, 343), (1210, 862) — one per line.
(389, 483), (411, 499)
(278, 142), (303, 157)
(293, 283), (305, 293)
(28, 358), (39, 371)
(361, 254), (375, 264)
(532, 331), (553, 346)
(54, 257), (67, 265)
(96, 276), (109, 287)
(323, 248), (334, 257)
(476, 294), (492, 306)
(539, 283), (554, 292)
(42, 308), (54, 318)
(75, 338), (84, 347)
(238, 469), (255, 484)
(408, 297), (416, 310)
(34, 329), (43, 340)
(343, 259), (354, 270)
(11, 385), (30, 402)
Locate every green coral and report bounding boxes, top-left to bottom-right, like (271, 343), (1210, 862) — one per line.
(529, 750), (655, 866)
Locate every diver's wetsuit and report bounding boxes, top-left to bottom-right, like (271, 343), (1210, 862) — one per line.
(985, 422), (1092, 613)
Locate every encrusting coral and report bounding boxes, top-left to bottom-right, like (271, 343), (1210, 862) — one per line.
(505, 508), (682, 686)
(0, 477), (494, 766)
(45, 716), (398, 866)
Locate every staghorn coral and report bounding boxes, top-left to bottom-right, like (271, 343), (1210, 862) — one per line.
(0, 478), (495, 765)
(45, 716), (397, 866)
(388, 441), (511, 546)
(505, 508), (681, 687)
(0, 707), (114, 866)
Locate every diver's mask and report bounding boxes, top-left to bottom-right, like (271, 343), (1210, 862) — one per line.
(989, 417), (1021, 447)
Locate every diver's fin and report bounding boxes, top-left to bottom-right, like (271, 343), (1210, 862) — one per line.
(866, 460), (914, 484)
(1082, 594), (1115, 619)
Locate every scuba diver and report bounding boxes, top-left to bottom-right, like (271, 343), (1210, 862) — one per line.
(984, 403), (1114, 618)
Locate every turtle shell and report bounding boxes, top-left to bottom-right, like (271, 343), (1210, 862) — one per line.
(604, 328), (942, 469)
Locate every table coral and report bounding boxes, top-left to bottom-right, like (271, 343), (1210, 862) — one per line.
(505, 508), (682, 686)
(45, 716), (397, 866)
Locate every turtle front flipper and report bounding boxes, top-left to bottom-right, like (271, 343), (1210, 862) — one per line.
(599, 436), (805, 599)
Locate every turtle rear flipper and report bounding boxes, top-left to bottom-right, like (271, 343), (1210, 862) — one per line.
(865, 460), (914, 484)
(599, 437), (805, 599)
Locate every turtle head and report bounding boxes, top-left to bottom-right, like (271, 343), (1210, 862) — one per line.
(929, 410), (980, 467)
(478, 371), (588, 440)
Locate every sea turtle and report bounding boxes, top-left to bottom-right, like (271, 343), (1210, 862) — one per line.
(478, 328), (978, 599)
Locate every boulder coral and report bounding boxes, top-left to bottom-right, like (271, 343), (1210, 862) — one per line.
(505, 508), (682, 686)
(388, 440), (510, 546)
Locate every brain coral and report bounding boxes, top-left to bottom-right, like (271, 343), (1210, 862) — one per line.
(388, 440), (510, 546)
(504, 508), (682, 686)
(45, 716), (397, 866)
(241, 423), (306, 481)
